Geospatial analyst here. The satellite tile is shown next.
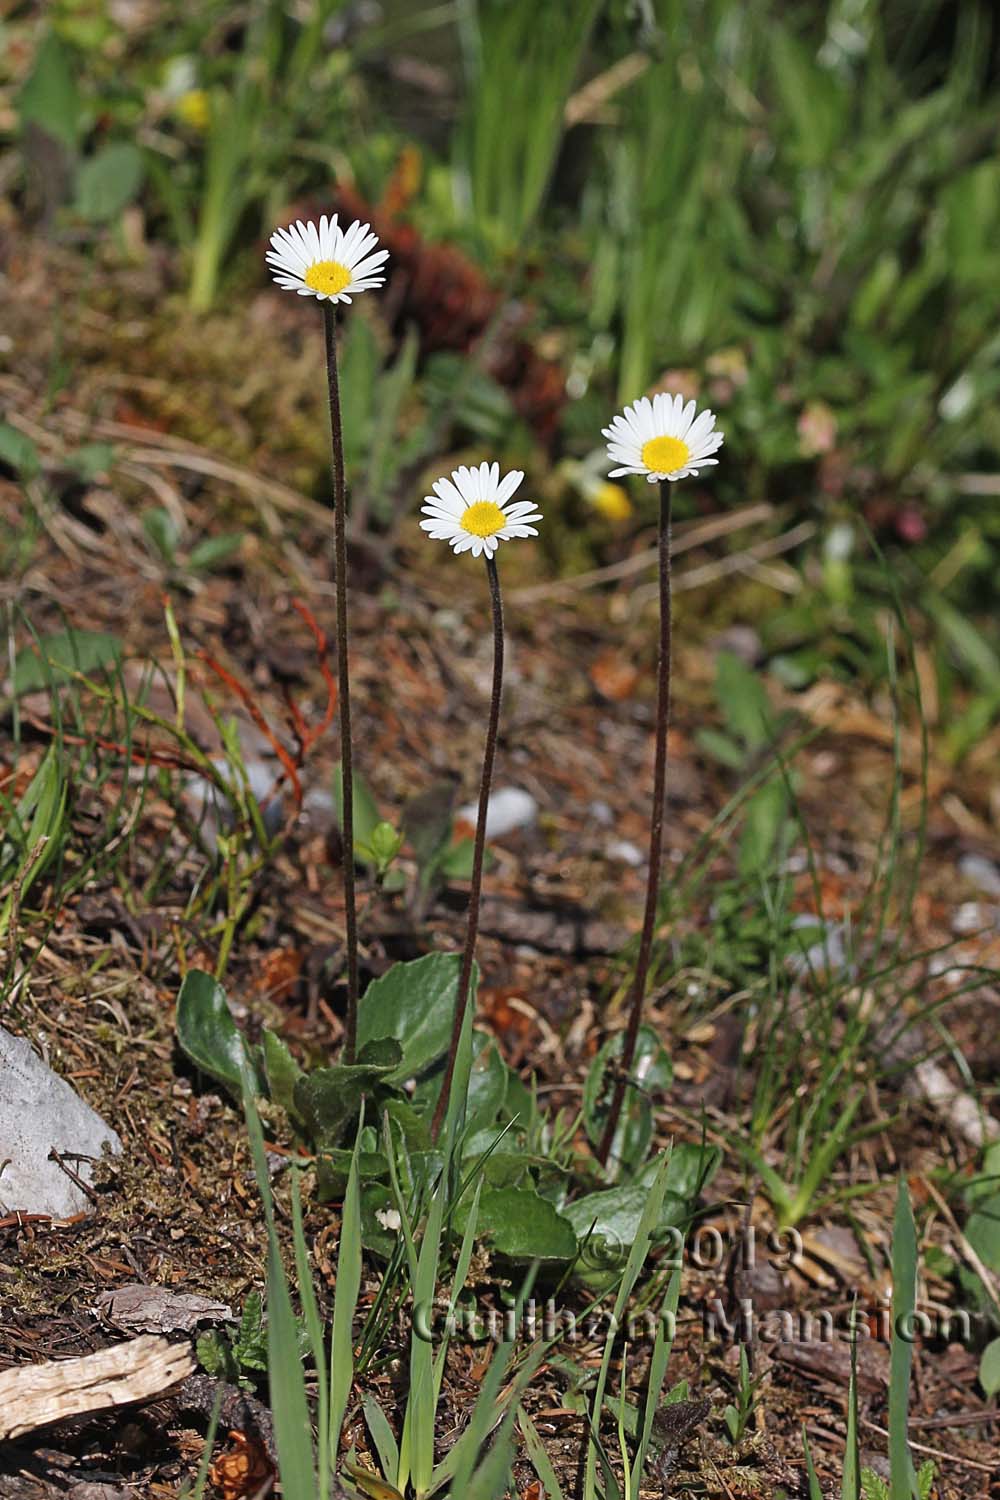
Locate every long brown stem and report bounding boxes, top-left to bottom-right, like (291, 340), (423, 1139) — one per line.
(431, 555), (504, 1143)
(597, 479), (673, 1168)
(323, 302), (359, 1063)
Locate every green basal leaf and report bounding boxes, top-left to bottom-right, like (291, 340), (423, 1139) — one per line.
(261, 1029), (305, 1127)
(176, 969), (254, 1095)
(455, 1186), (577, 1262)
(356, 952), (476, 1086)
(295, 1053), (401, 1161)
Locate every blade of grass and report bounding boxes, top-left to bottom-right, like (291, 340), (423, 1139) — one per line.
(518, 1408), (565, 1500)
(329, 1107), (365, 1473)
(889, 1176), (918, 1500)
(240, 1060), (316, 1500)
(583, 1148), (673, 1500)
(630, 1259), (682, 1491)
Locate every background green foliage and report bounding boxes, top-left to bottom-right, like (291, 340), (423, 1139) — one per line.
(4, 0), (998, 735)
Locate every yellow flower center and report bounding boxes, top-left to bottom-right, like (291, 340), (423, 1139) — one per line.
(641, 435), (690, 473)
(461, 501), (507, 538)
(304, 260), (353, 297)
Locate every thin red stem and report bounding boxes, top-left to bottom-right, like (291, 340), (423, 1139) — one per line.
(597, 480), (673, 1168)
(430, 555), (504, 1143)
(324, 303), (359, 1063)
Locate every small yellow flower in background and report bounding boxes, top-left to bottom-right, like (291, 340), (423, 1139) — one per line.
(420, 462), (542, 559)
(175, 88), (210, 131)
(266, 216), (389, 303)
(603, 393), (724, 483)
(591, 480), (632, 522)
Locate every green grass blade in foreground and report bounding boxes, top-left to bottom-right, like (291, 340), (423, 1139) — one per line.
(433, 1176), (483, 1403)
(291, 1169), (329, 1500)
(329, 1109), (365, 1476)
(518, 1408), (565, 1500)
(631, 1260), (682, 1491)
(889, 1177), (919, 1500)
(842, 1316), (860, 1500)
(363, 1390), (399, 1484)
(802, 1427), (824, 1500)
(240, 1060), (316, 1500)
(399, 1169), (448, 1498)
(584, 1149), (673, 1500)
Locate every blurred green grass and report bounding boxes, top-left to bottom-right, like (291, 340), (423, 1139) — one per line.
(3, 0), (999, 737)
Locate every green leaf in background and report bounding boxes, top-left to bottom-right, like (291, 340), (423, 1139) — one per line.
(12, 628), (123, 695)
(582, 1024), (673, 1170)
(187, 533), (245, 573)
(694, 727), (746, 771)
(356, 952), (475, 1085)
(979, 1338), (1000, 1398)
(333, 765), (383, 866)
(18, 33), (80, 148)
(74, 142), (145, 222)
(0, 421), (41, 477)
(175, 969), (252, 1094)
(66, 442), (115, 481)
(716, 650), (774, 751)
(965, 1193), (1000, 1273)
(142, 507), (181, 563)
(456, 1186), (577, 1262)
(0, 747), (67, 937)
(402, 779), (459, 872)
(738, 779), (788, 877)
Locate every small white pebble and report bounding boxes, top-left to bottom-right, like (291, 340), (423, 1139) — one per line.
(606, 839), (644, 868)
(457, 787), (538, 839)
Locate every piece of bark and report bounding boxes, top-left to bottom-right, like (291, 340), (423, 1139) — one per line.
(771, 1338), (888, 1395)
(95, 1284), (233, 1335)
(174, 1374), (276, 1462)
(0, 1336), (194, 1442)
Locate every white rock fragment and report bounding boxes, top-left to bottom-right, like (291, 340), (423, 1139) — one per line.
(0, 1027), (122, 1218)
(606, 838), (644, 867)
(457, 787), (538, 840)
(958, 853), (1000, 898)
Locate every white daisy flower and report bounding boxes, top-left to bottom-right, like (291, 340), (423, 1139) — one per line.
(603, 393), (724, 483)
(265, 214), (389, 303)
(419, 462), (542, 560)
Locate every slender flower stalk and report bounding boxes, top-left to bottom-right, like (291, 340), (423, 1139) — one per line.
(597, 479), (672, 1167)
(267, 214), (389, 1063)
(431, 557), (504, 1143)
(323, 305), (360, 1061)
(421, 461), (542, 1142)
(598, 395), (724, 1169)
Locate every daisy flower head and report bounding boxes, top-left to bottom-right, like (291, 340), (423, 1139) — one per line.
(266, 214), (389, 303)
(420, 462), (542, 560)
(603, 393), (724, 484)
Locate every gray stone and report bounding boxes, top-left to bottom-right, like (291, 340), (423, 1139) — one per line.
(958, 852), (1000, 898)
(0, 1027), (122, 1218)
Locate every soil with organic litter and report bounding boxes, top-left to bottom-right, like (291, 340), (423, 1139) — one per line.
(2, 231), (1000, 1500)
